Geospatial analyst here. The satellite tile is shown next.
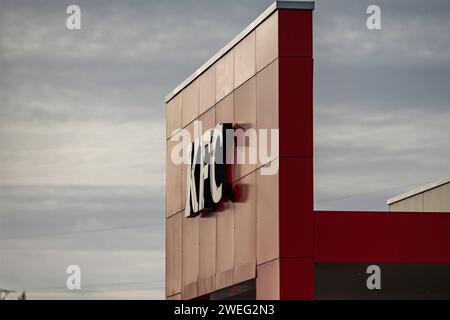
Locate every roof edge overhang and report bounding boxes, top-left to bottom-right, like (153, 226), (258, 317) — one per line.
(387, 176), (450, 205)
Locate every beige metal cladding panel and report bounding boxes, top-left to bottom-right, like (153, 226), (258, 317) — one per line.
(182, 215), (199, 299)
(256, 59), (278, 169)
(198, 213), (217, 296)
(199, 106), (216, 135)
(194, 106), (215, 211)
(181, 107), (214, 214)
(234, 76), (257, 181)
(389, 194), (424, 212)
(197, 107), (217, 296)
(215, 200), (235, 290)
(424, 183), (450, 212)
(181, 79), (199, 127)
(256, 59), (278, 131)
(256, 160), (279, 265)
(215, 92), (234, 124)
(166, 212), (182, 297)
(256, 12), (278, 72)
(199, 65), (216, 115)
(181, 123), (195, 212)
(215, 93), (235, 185)
(234, 171), (257, 284)
(216, 50), (234, 103)
(166, 138), (182, 217)
(234, 31), (256, 89)
(166, 93), (182, 139)
(166, 293), (181, 300)
(256, 259), (280, 300)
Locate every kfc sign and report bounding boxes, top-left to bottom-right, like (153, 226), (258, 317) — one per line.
(185, 123), (233, 217)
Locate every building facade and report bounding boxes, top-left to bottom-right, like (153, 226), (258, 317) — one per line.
(165, 1), (450, 300)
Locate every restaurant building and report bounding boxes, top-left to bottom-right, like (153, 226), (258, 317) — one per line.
(165, 1), (450, 300)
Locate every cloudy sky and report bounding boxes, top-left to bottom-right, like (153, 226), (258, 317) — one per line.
(0, 0), (449, 299)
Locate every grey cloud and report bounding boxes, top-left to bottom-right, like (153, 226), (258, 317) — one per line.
(313, 0), (450, 211)
(0, 248), (164, 299)
(1, 0), (450, 299)
(314, 104), (450, 210)
(0, 185), (164, 250)
(0, 185), (165, 299)
(0, 121), (165, 186)
(0, 0), (275, 125)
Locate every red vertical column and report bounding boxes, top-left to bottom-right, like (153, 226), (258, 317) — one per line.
(278, 8), (314, 300)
